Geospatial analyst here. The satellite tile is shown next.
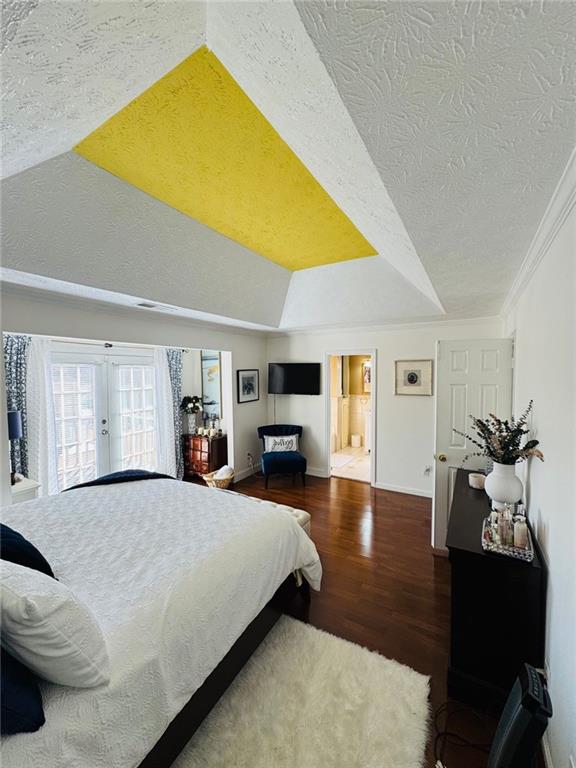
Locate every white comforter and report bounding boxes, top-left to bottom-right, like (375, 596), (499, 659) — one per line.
(0, 479), (322, 768)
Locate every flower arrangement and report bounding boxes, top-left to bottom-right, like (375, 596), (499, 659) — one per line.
(180, 395), (202, 415)
(455, 400), (544, 466)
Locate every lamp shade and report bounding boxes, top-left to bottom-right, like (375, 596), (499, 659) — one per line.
(7, 411), (23, 441)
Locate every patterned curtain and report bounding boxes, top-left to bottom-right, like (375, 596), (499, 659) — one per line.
(3, 333), (32, 477)
(166, 348), (184, 479)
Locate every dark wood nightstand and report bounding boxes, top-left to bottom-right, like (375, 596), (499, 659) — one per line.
(182, 434), (228, 479)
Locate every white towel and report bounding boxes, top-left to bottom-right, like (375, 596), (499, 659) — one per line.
(214, 465), (234, 479)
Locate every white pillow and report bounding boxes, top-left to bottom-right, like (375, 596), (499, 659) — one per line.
(264, 434), (299, 452)
(1, 560), (110, 688)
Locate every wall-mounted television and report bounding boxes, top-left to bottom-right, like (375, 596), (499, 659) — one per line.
(268, 363), (321, 395)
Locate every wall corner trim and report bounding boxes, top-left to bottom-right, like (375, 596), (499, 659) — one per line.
(501, 146), (576, 318)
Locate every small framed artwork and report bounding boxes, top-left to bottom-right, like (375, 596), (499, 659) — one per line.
(394, 359), (433, 396)
(362, 361), (372, 393)
(237, 369), (259, 403)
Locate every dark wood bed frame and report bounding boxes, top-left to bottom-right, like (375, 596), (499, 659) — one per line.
(138, 574), (308, 768)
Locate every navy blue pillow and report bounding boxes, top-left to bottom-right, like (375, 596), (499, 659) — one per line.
(0, 525), (51, 734)
(0, 649), (45, 735)
(0, 524), (55, 579)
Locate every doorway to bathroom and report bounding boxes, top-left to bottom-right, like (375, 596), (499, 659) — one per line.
(327, 352), (376, 485)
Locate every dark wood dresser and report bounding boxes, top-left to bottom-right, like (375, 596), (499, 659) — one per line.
(182, 434), (228, 478)
(446, 469), (546, 710)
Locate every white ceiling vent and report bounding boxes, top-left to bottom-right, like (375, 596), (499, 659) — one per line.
(136, 301), (179, 313)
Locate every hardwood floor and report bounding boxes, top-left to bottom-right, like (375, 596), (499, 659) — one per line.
(235, 473), (503, 768)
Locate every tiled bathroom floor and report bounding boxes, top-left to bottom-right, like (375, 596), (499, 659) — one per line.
(330, 447), (371, 483)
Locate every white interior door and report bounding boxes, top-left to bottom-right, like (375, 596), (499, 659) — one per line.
(433, 339), (513, 550)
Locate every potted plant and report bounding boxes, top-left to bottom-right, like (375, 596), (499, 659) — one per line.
(454, 400), (543, 509)
(180, 395), (203, 434)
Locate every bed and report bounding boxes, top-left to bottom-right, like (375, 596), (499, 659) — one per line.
(0, 478), (322, 768)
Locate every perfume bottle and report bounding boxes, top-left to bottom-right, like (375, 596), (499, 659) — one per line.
(498, 506), (513, 547)
(514, 519), (528, 549)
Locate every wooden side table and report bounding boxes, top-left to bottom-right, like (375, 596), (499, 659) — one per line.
(11, 476), (41, 503)
(182, 434), (228, 479)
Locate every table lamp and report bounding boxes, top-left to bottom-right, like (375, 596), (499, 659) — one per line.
(8, 410), (23, 485)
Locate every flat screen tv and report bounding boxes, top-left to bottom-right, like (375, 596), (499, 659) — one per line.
(268, 363), (321, 395)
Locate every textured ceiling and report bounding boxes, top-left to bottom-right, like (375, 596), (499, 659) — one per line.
(297, 0), (576, 316)
(2, 1), (574, 331)
(1, 0), (205, 178)
(280, 256), (442, 330)
(208, 0), (442, 308)
(1, 148), (444, 330)
(1, 152), (291, 328)
(75, 45), (375, 271)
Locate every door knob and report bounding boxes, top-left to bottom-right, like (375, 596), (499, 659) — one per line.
(437, 453), (447, 462)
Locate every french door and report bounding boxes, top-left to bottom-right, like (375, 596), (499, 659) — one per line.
(51, 349), (158, 490)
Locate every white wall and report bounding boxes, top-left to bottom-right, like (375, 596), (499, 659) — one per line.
(503, 192), (575, 768)
(266, 318), (502, 495)
(0, 286), (268, 481)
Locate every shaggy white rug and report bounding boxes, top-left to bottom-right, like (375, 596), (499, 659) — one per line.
(173, 616), (429, 768)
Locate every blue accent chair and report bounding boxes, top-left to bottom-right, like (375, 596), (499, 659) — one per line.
(258, 424), (306, 489)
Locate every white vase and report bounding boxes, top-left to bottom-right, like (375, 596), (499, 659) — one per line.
(484, 462), (523, 509)
(187, 413), (196, 434)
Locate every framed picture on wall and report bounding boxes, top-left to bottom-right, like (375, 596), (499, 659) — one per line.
(237, 369), (259, 403)
(394, 359), (433, 396)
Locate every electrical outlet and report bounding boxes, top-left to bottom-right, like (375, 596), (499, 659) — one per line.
(424, 465), (433, 476)
(247, 452), (253, 464)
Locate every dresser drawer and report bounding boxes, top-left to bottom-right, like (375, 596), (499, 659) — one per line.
(182, 434), (227, 477)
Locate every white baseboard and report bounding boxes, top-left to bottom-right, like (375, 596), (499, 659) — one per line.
(235, 467), (432, 497)
(432, 545), (448, 557)
(234, 466), (330, 482)
(233, 466), (254, 482)
(307, 466), (330, 478)
(372, 481), (432, 498)
(542, 734), (554, 768)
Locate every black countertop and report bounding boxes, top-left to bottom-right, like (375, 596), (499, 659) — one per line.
(446, 468), (543, 570)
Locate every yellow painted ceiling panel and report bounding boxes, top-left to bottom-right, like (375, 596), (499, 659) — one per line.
(74, 46), (375, 271)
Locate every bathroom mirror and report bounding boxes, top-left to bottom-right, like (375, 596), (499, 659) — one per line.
(201, 350), (221, 419)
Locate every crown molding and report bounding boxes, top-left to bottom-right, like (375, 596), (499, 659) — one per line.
(268, 314), (502, 338)
(501, 146), (576, 318)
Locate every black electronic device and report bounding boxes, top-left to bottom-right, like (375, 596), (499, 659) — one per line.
(486, 663), (552, 768)
(268, 363), (321, 395)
